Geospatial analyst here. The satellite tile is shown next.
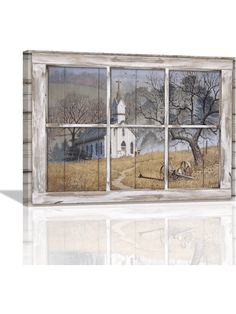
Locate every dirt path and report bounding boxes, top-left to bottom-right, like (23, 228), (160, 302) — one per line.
(112, 167), (135, 190)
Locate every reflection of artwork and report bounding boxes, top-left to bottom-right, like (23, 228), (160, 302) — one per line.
(44, 215), (230, 265)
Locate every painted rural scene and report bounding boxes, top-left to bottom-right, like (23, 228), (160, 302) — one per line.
(47, 67), (220, 192)
(47, 67), (107, 192)
(168, 70), (220, 188)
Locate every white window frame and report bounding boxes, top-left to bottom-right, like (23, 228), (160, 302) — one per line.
(31, 52), (233, 205)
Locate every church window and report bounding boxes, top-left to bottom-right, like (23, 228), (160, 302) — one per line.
(130, 142), (134, 154)
(100, 142), (103, 155)
(121, 141), (126, 152)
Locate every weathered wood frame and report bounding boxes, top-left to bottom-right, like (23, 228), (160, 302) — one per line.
(31, 52), (233, 205)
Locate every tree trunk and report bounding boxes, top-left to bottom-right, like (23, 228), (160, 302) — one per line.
(189, 141), (203, 166)
(71, 129), (76, 146)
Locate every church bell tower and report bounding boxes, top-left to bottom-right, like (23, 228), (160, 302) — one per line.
(111, 81), (126, 124)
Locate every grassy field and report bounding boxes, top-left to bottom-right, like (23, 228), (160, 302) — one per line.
(169, 146), (219, 189)
(47, 146), (219, 191)
(47, 159), (106, 192)
(111, 151), (165, 190)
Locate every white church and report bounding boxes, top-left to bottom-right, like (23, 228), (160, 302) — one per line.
(74, 84), (136, 160)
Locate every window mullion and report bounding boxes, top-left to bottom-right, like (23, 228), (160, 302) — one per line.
(164, 68), (169, 190)
(106, 66), (111, 191)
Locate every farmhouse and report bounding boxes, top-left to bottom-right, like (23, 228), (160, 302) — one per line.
(72, 85), (136, 160)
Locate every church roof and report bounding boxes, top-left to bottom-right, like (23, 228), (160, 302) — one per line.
(74, 128), (106, 145)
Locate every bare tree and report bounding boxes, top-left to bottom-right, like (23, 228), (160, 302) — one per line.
(138, 72), (220, 165)
(50, 92), (105, 145)
(137, 74), (165, 125)
(169, 72), (220, 165)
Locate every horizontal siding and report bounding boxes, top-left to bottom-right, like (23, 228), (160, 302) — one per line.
(23, 94), (32, 112)
(23, 53), (32, 206)
(23, 182), (32, 205)
(23, 112), (32, 143)
(232, 59), (235, 196)
(23, 82), (32, 96)
(233, 168), (236, 196)
(233, 142), (235, 168)
(23, 143), (32, 172)
(23, 53), (32, 80)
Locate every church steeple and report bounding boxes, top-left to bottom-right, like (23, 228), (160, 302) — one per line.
(116, 80), (122, 102)
(111, 80), (126, 124)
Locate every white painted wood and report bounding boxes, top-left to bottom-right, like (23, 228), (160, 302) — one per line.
(111, 124), (165, 128)
(164, 69), (169, 190)
(29, 199), (235, 220)
(106, 66), (111, 191)
(168, 124), (218, 128)
(32, 188), (231, 205)
(220, 70), (232, 189)
(31, 51), (234, 70)
(32, 64), (47, 194)
(46, 123), (107, 128)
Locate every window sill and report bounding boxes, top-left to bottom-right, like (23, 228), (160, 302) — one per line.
(32, 188), (232, 205)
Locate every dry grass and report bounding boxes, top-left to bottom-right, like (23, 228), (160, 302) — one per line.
(111, 152), (164, 190)
(169, 146), (219, 189)
(48, 159), (106, 192)
(47, 146), (219, 191)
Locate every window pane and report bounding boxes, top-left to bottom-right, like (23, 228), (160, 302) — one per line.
(47, 128), (106, 192)
(47, 128), (65, 192)
(111, 128), (164, 190)
(169, 71), (220, 125)
(111, 69), (165, 125)
(48, 67), (107, 124)
(168, 128), (220, 189)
